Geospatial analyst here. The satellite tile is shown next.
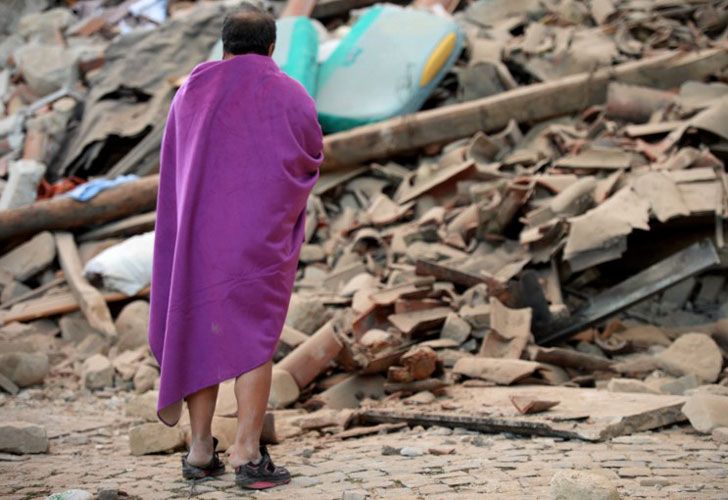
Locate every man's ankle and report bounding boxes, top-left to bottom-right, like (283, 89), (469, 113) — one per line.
(228, 444), (261, 466)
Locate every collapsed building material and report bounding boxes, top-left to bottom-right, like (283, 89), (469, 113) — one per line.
(321, 49), (728, 170)
(277, 319), (342, 390)
(479, 298), (532, 359)
(0, 175), (159, 241)
(537, 240), (721, 345)
(532, 347), (613, 372)
(78, 212), (156, 242)
(0, 287), (147, 325)
(55, 232), (116, 340)
(307, 374), (386, 409)
(0, 231), (56, 281)
(453, 357), (541, 385)
(361, 385), (687, 441)
(510, 396), (559, 415)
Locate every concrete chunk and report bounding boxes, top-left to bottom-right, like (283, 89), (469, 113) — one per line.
(606, 378), (660, 395)
(114, 300), (150, 352)
(285, 294), (332, 334)
(0, 352), (49, 387)
(17, 7), (75, 39)
(128, 423), (184, 455)
(682, 393), (728, 433)
(659, 374), (701, 395)
(713, 427), (728, 444)
(14, 44), (78, 96)
(0, 421), (48, 454)
(126, 390), (159, 422)
(0, 159), (45, 211)
(440, 313), (472, 343)
(0, 231), (56, 281)
(133, 364), (158, 394)
(550, 470), (620, 500)
(82, 354), (113, 390)
(59, 312), (98, 344)
(268, 368), (300, 409)
(656, 333), (722, 383)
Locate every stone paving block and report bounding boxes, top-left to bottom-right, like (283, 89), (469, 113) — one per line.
(416, 483), (453, 495)
(616, 467), (652, 477)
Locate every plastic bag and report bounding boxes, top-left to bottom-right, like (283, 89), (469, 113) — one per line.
(84, 231), (154, 295)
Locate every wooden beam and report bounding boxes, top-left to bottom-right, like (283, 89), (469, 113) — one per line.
(0, 175), (159, 242)
(321, 49), (728, 170)
(54, 232), (117, 340)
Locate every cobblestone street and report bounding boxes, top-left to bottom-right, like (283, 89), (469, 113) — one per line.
(1, 391), (727, 500)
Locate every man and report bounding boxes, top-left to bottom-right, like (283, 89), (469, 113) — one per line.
(148, 4), (323, 490)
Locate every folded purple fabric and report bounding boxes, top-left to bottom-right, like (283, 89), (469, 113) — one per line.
(148, 54), (323, 425)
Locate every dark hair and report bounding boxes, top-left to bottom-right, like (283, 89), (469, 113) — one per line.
(221, 3), (276, 56)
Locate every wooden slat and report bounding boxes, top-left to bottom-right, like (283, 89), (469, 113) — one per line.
(54, 232), (117, 339)
(0, 287), (149, 325)
(78, 212), (156, 242)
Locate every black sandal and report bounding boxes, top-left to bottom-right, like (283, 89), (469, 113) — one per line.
(181, 437), (226, 480)
(235, 445), (291, 490)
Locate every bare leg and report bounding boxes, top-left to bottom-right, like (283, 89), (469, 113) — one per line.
(227, 360), (272, 467)
(185, 384), (219, 466)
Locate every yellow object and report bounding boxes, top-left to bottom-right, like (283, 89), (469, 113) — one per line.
(419, 32), (457, 87)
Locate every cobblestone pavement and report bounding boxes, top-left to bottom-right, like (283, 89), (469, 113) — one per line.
(1, 390), (727, 500)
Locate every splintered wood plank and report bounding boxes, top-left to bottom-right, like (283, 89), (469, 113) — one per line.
(54, 232), (117, 339)
(0, 287), (149, 325)
(78, 212), (156, 242)
(361, 385), (687, 441)
(330, 422), (407, 440)
(0, 277), (65, 310)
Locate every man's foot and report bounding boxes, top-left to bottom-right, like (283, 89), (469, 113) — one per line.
(182, 437), (225, 480)
(235, 445), (290, 490)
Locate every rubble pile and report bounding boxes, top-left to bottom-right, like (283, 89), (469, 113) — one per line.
(1, 0), (727, 457)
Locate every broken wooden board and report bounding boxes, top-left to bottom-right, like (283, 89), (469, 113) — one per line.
(55, 232), (117, 340)
(78, 212), (156, 242)
(0, 287), (149, 325)
(0, 277), (65, 311)
(360, 385), (686, 442)
(329, 422), (407, 441)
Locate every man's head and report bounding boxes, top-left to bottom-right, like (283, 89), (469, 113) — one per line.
(221, 3), (276, 59)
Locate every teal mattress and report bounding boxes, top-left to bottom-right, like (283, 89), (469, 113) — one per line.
(316, 5), (464, 133)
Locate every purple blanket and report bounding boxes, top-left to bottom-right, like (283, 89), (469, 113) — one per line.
(148, 54), (323, 425)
